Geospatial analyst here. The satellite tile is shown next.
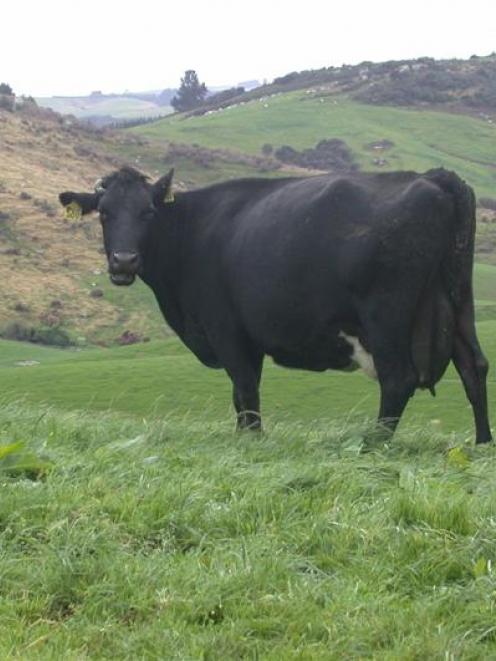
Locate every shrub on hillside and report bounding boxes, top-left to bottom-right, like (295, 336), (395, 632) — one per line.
(204, 87), (245, 107)
(117, 330), (142, 346)
(0, 95), (15, 112)
(274, 139), (358, 172)
(0, 83), (15, 112)
(163, 142), (279, 172)
(479, 197), (496, 211)
(1, 322), (73, 347)
(355, 61), (496, 107)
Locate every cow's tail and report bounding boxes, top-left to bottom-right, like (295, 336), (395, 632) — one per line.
(411, 169), (476, 392)
(424, 167), (476, 306)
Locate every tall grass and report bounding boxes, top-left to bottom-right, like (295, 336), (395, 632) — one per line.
(1, 401), (496, 658)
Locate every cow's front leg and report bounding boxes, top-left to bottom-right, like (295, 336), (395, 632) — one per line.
(227, 352), (263, 431)
(232, 378), (262, 430)
(214, 332), (264, 431)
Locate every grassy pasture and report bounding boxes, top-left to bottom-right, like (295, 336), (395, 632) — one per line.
(134, 93), (496, 197)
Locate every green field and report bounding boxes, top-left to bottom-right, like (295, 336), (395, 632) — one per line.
(1, 312), (496, 656)
(134, 93), (496, 197)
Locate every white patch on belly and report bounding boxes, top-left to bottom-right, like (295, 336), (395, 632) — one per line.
(339, 332), (377, 380)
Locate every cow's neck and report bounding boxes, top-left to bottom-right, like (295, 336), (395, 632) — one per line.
(140, 198), (189, 335)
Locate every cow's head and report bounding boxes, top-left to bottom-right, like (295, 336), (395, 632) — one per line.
(59, 167), (174, 286)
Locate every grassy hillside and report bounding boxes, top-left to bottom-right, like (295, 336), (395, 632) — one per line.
(190, 54), (496, 118)
(134, 92), (496, 198)
(4, 56), (496, 657)
(0, 109), (173, 345)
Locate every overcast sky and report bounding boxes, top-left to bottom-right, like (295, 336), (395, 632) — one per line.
(2, 0), (495, 97)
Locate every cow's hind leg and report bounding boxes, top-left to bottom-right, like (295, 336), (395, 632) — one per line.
(452, 304), (492, 444)
(376, 368), (417, 437)
(364, 312), (418, 439)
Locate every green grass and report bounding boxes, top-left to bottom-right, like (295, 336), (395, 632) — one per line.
(473, 263), (496, 302)
(134, 93), (496, 197)
(1, 401), (496, 658)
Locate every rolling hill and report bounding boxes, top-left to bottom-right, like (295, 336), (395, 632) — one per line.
(2, 53), (496, 348)
(35, 92), (173, 125)
(134, 92), (496, 198)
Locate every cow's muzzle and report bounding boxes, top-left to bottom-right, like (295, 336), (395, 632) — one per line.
(109, 251), (139, 286)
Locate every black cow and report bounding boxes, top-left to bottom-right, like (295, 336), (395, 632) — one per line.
(59, 166), (492, 442)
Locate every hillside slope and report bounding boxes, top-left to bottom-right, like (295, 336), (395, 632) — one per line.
(0, 109), (168, 344)
(186, 54), (496, 120)
(134, 92), (496, 198)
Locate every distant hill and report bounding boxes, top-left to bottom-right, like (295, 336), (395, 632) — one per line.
(36, 91), (174, 126)
(180, 54), (496, 120)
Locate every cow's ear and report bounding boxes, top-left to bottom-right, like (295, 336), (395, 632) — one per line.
(59, 191), (100, 220)
(152, 169), (175, 207)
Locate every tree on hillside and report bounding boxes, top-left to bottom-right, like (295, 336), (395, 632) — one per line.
(0, 82), (15, 111)
(171, 70), (207, 112)
(0, 82), (13, 95)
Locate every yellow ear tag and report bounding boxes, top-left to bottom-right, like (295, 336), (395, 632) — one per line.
(164, 189), (175, 204)
(64, 201), (82, 221)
